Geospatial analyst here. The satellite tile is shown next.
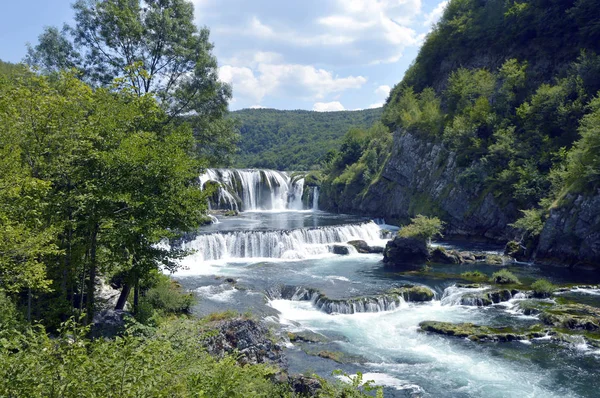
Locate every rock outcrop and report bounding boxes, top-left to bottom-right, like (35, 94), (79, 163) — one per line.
(347, 240), (384, 253)
(322, 131), (518, 241)
(202, 317), (285, 367)
(535, 191), (600, 267)
(383, 236), (429, 265)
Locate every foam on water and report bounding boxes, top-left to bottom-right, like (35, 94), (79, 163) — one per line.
(269, 298), (562, 397)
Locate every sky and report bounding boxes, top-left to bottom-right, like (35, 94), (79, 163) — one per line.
(0, 0), (448, 111)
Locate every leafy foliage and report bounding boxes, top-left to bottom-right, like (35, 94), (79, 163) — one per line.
(232, 108), (383, 170)
(0, 67), (210, 325)
(321, 122), (392, 207)
(398, 215), (444, 241)
(531, 279), (557, 296)
(25, 0), (238, 164)
(490, 269), (520, 285)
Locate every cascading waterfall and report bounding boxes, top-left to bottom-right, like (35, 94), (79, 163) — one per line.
(269, 285), (407, 314)
(199, 168), (309, 211)
(312, 187), (319, 211)
(181, 221), (382, 262)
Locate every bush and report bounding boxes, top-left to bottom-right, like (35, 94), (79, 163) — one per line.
(143, 274), (196, 316)
(0, 292), (22, 334)
(531, 279), (556, 297)
(461, 271), (488, 281)
(490, 269), (520, 284)
(398, 215), (444, 241)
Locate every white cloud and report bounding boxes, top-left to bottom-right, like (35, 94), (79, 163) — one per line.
(368, 102), (384, 109)
(250, 105), (267, 109)
(423, 1), (448, 28)
(219, 62), (366, 104)
(313, 101), (346, 112)
(375, 84), (391, 98)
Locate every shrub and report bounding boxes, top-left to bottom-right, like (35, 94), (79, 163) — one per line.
(461, 271), (487, 281)
(531, 279), (556, 297)
(0, 291), (22, 334)
(398, 215), (444, 241)
(490, 269), (521, 284)
(143, 274), (196, 315)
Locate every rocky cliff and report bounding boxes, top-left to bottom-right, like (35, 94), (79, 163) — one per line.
(323, 130), (518, 241)
(535, 191), (600, 267)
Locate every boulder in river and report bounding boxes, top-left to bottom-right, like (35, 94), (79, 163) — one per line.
(348, 240), (384, 254)
(419, 321), (547, 342)
(383, 237), (429, 266)
(332, 244), (351, 255)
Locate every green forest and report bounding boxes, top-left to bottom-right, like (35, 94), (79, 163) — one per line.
(0, 1), (373, 396)
(321, 0), (600, 248)
(231, 108), (382, 170)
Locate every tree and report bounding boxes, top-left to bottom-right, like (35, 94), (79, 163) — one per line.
(25, 0), (238, 164)
(0, 70), (210, 323)
(25, 26), (81, 73)
(398, 215), (444, 242)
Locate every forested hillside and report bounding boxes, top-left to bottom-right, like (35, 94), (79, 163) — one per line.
(321, 0), (600, 266)
(231, 107), (382, 170)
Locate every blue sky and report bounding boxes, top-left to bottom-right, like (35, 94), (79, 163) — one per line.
(0, 0), (448, 111)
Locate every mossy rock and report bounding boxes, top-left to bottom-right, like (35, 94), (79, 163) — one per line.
(419, 321), (548, 342)
(388, 285), (435, 302)
(514, 300), (554, 316)
(540, 304), (600, 331)
(287, 330), (330, 344)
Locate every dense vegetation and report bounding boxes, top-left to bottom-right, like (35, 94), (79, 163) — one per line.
(0, 2), (381, 395)
(232, 108), (382, 170)
(322, 0), (600, 246)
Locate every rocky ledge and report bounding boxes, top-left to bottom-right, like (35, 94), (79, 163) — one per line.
(419, 321), (548, 342)
(201, 316), (323, 395)
(383, 236), (508, 267)
(270, 284), (434, 315)
(420, 302), (600, 348)
(202, 317), (285, 367)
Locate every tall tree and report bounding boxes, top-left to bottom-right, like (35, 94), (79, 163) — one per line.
(26, 0), (238, 164)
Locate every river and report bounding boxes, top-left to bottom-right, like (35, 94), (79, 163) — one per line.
(172, 169), (600, 397)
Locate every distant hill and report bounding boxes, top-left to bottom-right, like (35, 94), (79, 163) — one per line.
(230, 108), (383, 170)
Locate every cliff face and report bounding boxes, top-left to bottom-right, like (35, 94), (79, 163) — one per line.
(535, 191), (600, 267)
(322, 130), (518, 241)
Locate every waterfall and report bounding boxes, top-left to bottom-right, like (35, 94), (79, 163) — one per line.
(199, 168), (311, 211)
(180, 221), (382, 262)
(312, 187), (319, 211)
(269, 285), (408, 314)
(440, 284), (491, 306)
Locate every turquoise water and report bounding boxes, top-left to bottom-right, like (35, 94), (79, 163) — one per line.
(174, 211), (600, 397)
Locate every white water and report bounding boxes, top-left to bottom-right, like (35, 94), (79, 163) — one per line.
(312, 186), (319, 211)
(199, 168), (308, 211)
(179, 221), (382, 264)
(270, 298), (562, 397)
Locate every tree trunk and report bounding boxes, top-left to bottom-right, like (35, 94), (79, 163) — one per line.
(115, 284), (131, 310)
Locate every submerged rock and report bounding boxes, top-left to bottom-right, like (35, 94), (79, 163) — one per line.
(383, 237), (429, 266)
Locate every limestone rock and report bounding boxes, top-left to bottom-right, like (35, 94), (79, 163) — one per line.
(383, 237), (429, 266)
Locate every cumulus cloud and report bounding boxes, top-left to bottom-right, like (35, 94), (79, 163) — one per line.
(375, 84), (391, 98)
(423, 1), (448, 28)
(219, 62), (366, 104)
(313, 101), (346, 112)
